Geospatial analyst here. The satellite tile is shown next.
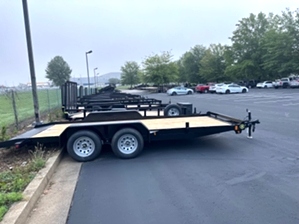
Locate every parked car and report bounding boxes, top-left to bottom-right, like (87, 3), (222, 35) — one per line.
(167, 86), (194, 96)
(272, 79), (283, 89)
(273, 77), (293, 88)
(290, 79), (299, 88)
(256, 81), (274, 88)
(216, 83), (248, 94)
(247, 80), (258, 88)
(238, 80), (258, 88)
(209, 83), (227, 93)
(195, 84), (210, 93)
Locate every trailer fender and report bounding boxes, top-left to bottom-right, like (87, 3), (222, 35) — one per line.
(67, 130), (102, 162)
(111, 128), (144, 159)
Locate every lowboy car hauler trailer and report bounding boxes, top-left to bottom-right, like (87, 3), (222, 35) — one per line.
(0, 106), (260, 162)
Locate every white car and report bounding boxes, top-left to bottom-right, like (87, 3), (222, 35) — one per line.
(209, 83), (228, 93)
(290, 80), (299, 88)
(216, 84), (248, 94)
(167, 86), (194, 96)
(256, 81), (273, 88)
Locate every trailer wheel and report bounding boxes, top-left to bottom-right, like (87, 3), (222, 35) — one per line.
(164, 104), (182, 116)
(111, 128), (144, 159)
(67, 130), (102, 162)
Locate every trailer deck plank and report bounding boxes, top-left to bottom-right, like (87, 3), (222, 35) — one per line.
(140, 117), (231, 130)
(32, 124), (71, 138)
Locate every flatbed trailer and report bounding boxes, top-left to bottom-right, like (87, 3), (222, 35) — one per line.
(61, 81), (169, 117)
(0, 109), (260, 162)
(65, 102), (192, 120)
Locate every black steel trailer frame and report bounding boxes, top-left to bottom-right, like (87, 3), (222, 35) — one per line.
(0, 109), (260, 162)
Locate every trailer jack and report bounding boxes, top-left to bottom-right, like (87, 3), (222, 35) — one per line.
(245, 109), (260, 138)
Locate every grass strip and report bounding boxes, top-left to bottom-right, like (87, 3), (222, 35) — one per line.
(0, 146), (47, 221)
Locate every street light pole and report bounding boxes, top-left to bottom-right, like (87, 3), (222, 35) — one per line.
(94, 67), (98, 89)
(85, 50), (92, 91)
(22, 0), (41, 125)
(96, 73), (99, 88)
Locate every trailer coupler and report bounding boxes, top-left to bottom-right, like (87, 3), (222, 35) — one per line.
(234, 109), (260, 138)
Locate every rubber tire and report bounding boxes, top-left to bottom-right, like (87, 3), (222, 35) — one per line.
(187, 91), (192, 95)
(242, 89), (247, 93)
(204, 89), (208, 93)
(164, 104), (182, 116)
(111, 128), (144, 159)
(225, 90), (230, 94)
(67, 130), (102, 162)
(171, 92), (177, 96)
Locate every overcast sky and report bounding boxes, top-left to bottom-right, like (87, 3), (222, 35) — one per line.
(0, 0), (297, 86)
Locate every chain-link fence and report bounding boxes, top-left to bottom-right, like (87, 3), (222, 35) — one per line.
(0, 88), (61, 129)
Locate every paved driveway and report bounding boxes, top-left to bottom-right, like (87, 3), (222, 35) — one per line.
(67, 88), (299, 224)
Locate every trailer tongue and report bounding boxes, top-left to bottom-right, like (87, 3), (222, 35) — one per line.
(0, 109), (260, 162)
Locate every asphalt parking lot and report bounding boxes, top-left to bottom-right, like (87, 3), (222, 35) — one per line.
(67, 88), (299, 224)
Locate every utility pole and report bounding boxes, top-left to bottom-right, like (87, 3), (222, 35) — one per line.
(85, 50), (92, 91)
(94, 67), (98, 88)
(22, 0), (41, 125)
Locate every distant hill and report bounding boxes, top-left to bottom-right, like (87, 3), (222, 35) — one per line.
(70, 72), (121, 86)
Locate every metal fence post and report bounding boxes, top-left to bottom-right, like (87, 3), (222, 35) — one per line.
(11, 90), (19, 130)
(47, 89), (50, 112)
(56, 88), (59, 107)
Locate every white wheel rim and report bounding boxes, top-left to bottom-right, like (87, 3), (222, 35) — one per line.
(73, 136), (95, 157)
(117, 134), (138, 154)
(167, 108), (180, 116)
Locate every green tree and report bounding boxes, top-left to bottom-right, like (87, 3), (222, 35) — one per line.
(45, 56), (72, 86)
(227, 12), (270, 81)
(176, 59), (187, 83)
(178, 45), (206, 83)
(142, 51), (178, 85)
(261, 29), (295, 78)
(108, 78), (120, 85)
(200, 44), (227, 82)
(120, 61), (140, 88)
(261, 9), (299, 77)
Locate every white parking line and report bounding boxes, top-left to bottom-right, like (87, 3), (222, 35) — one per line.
(283, 103), (299, 106)
(254, 99), (296, 104)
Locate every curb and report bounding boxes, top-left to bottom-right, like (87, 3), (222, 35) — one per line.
(1, 150), (64, 224)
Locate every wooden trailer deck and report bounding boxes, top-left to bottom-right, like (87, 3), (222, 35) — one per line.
(29, 116), (231, 138)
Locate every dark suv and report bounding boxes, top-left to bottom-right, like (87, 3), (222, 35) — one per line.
(238, 80), (258, 88)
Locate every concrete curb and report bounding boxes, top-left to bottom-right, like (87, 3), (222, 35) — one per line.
(1, 150), (64, 224)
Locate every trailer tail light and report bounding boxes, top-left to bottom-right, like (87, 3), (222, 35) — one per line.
(234, 125), (240, 133)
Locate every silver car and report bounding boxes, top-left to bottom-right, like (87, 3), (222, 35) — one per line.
(167, 86), (194, 96)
